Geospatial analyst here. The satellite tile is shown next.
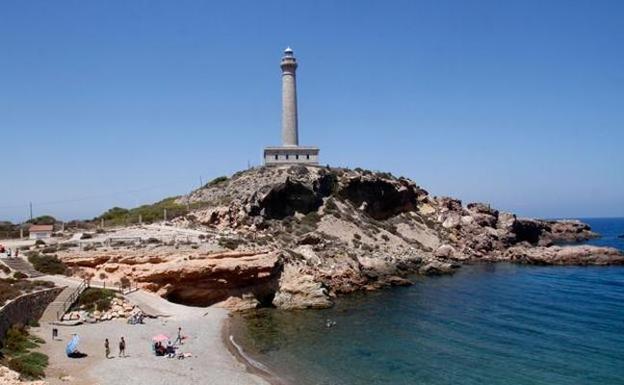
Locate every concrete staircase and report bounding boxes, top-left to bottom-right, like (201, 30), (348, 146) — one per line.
(0, 257), (44, 278)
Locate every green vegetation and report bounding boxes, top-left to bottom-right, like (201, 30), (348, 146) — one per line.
(205, 176), (228, 187)
(96, 197), (190, 226)
(75, 287), (116, 312)
(0, 278), (55, 304)
(26, 215), (56, 225)
(0, 280), (20, 303)
(13, 271), (27, 279)
(0, 221), (21, 239)
(300, 211), (321, 227)
(218, 237), (245, 250)
(2, 324), (49, 380)
(28, 253), (68, 275)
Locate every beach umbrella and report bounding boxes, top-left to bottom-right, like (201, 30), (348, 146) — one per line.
(66, 335), (80, 356)
(152, 334), (169, 342)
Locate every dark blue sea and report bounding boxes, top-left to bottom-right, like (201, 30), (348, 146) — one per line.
(231, 218), (624, 385)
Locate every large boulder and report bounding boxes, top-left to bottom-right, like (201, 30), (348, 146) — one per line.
(273, 263), (333, 309)
(418, 259), (457, 275)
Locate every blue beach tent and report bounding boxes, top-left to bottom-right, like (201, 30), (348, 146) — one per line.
(66, 334), (80, 356)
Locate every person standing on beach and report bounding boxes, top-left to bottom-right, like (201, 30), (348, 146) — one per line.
(174, 327), (183, 345)
(105, 339), (110, 358)
(119, 337), (126, 357)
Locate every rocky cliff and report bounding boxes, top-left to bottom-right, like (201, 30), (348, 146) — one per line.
(58, 165), (621, 310)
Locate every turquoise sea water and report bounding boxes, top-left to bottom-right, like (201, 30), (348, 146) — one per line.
(231, 218), (624, 385)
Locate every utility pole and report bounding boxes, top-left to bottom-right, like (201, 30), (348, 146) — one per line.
(29, 202), (33, 221)
(199, 176), (203, 189)
(164, 208), (167, 222)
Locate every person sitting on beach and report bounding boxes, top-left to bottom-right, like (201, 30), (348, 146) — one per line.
(154, 342), (165, 356)
(166, 341), (176, 356)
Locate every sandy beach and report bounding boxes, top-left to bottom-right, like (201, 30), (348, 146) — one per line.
(31, 290), (270, 385)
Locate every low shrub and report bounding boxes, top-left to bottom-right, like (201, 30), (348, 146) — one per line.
(40, 246), (57, 254)
(27, 319), (40, 327)
(28, 253), (67, 275)
(218, 237), (244, 250)
(2, 324), (49, 379)
(75, 288), (116, 312)
(300, 212), (321, 228)
(0, 281), (21, 304)
(205, 176), (228, 187)
(8, 352), (48, 379)
(13, 271), (28, 279)
(3, 324), (36, 355)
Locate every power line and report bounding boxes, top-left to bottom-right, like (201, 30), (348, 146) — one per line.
(0, 179), (193, 211)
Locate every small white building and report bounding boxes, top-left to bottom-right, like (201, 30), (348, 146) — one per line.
(29, 225), (53, 240)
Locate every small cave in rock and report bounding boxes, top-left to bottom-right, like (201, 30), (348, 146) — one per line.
(164, 284), (278, 308)
(164, 284), (230, 307)
(513, 220), (547, 245)
(260, 179), (324, 219)
(339, 179), (418, 220)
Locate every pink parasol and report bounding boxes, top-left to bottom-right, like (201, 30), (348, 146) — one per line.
(152, 334), (170, 342)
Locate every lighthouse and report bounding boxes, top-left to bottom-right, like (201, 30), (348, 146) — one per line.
(264, 47), (319, 165)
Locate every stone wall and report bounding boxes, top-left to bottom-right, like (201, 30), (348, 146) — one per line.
(0, 287), (62, 344)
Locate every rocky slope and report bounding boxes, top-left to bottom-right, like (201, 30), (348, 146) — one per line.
(57, 165), (621, 310)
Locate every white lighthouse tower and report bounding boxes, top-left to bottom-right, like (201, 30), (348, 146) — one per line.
(264, 47), (319, 165)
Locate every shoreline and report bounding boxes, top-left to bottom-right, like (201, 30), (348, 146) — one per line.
(221, 315), (289, 385)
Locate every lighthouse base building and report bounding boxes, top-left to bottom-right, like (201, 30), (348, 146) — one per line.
(264, 47), (320, 165)
(264, 146), (319, 165)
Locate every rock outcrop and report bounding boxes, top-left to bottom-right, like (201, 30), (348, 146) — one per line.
(505, 245), (624, 265)
(54, 165), (621, 311)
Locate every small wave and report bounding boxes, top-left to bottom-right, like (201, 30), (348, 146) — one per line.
(229, 335), (271, 373)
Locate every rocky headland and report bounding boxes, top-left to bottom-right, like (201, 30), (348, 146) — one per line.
(55, 165), (622, 311)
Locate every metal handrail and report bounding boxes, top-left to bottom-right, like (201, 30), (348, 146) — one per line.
(57, 279), (88, 321)
(55, 278), (139, 320)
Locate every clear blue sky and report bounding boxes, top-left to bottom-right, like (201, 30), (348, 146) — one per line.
(1, 0), (623, 222)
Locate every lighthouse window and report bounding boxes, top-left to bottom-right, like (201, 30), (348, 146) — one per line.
(274, 154), (278, 160)
(286, 154), (289, 160)
(306, 154), (310, 159)
(296, 155), (299, 160)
